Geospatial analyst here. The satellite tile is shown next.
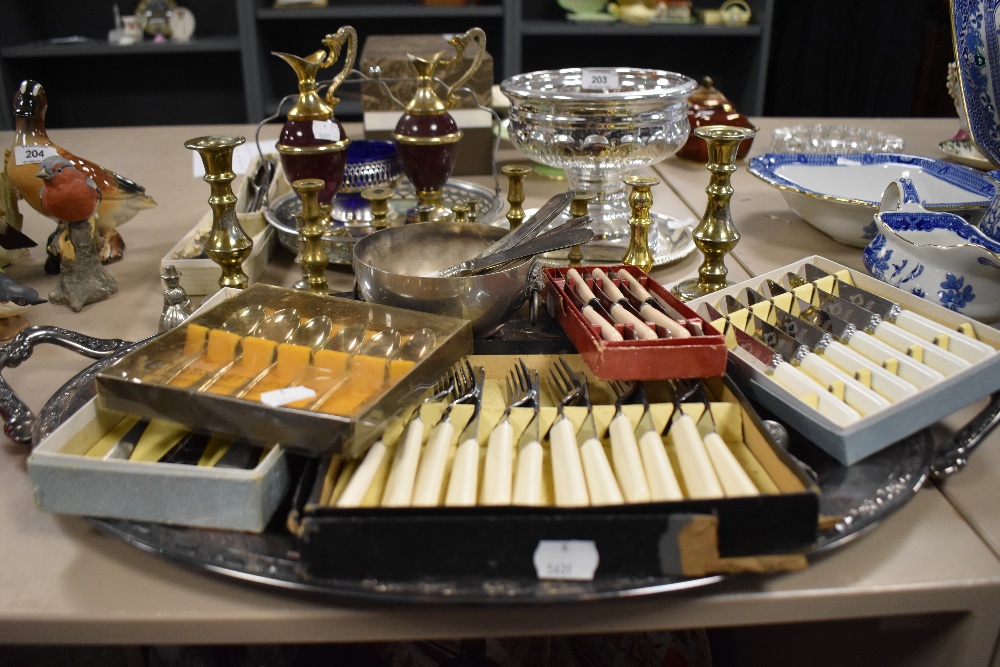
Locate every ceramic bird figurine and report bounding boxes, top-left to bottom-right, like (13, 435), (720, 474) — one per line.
(5, 79), (157, 266)
(0, 271), (45, 340)
(36, 155), (117, 311)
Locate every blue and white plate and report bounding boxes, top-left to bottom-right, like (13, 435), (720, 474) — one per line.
(953, 0), (1000, 168)
(748, 152), (995, 247)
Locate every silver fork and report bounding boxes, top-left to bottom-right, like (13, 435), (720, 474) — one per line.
(608, 380), (651, 503)
(380, 368), (455, 507)
(481, 360), (537, 505)
(510, 360), (543, 506)
(628, 382), (683, 501)
(444, 364), (486, 507)
(412, 360), (480, 507)
(563, 362), (624, 506)
(663, 380), (723, 500)
(686, 381), (759, 497)
(546, 358), (590, 507)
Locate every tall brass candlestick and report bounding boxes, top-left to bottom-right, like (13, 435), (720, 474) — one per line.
(621, 175), (659, 273)
(185, 135), (253, 290)
(568, 191), (596, 266)
(502, 164), (532, 231)
(673, 125), (755, 301)
(293, 178), (330, 294)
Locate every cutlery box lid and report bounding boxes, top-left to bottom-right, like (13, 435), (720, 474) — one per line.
(95, 284), (473, 459)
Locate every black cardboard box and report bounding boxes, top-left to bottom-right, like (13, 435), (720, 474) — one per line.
(290, 357), (820, 582)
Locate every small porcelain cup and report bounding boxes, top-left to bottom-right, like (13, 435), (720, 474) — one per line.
(864, 178), (1000, 322)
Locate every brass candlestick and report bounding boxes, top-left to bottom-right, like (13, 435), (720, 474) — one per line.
(568, 191), (596, 266)
(465, 198), (479, 224)
(185, 135), (253, 290)
(452, 203), (470, 222)
(621, 176), (659, 273)
(502, 164), (532, 230)
(362, 186), (395, 229)
(673, 125), (756, 301)
(293, 178), (330, 294)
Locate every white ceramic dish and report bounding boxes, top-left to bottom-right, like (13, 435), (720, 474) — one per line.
(770, 124), (904, 154)
(748, 153), (995, 247)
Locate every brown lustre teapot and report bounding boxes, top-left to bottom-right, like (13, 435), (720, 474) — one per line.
(677, 76), (756, 162)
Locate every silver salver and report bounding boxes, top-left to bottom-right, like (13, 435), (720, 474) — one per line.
(265, 179), (504, 264)
(3, 325), (997, 603)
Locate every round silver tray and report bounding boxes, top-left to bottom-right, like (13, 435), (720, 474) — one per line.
(7, 326), (997, 604)
(264, 179), (504, 265)
(530, 210), (695, 267)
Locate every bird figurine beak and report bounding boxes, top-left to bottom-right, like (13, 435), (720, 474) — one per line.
(36, 166), (51, 180)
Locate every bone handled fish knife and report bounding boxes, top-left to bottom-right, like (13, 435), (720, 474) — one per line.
(614, 269), (693, 338)
(801, 263), (995, 363)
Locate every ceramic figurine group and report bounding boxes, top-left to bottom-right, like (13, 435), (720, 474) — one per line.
(1, 79), (157, 318)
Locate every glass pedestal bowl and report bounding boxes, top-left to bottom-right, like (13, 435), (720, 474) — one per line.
(501, 67), (697, 244)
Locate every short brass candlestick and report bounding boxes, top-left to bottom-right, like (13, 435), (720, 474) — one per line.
(185, 135), (253, 290)
(621, 176), (659, 273)
(452, 202), (470, 222)
(568, 191), (596, 266)
(362, 186), (395, 229)
(502, 164), (532, 230)
(673, 125), (756, 301)
(465, 198), (479, 224)
(293, 178), (330, 294)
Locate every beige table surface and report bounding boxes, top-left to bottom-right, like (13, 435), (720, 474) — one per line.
(0, 120), (998, 666)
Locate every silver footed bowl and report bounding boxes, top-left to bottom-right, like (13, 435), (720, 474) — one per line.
(501, 67), (697, 240)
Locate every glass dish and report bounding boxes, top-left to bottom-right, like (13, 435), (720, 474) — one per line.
(770, 124), (905, 154)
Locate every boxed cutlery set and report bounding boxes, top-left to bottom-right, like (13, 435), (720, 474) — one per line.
(689, 256), (1000, 465)
(289, 355), (820, 581)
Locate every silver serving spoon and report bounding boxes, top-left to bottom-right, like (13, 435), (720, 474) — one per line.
(327, 322), (367, 354)
(291, 315), (334, 349)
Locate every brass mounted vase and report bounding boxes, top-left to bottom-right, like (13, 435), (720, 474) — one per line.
(392, 27), (485, 220)
(273, 26), (358, 217)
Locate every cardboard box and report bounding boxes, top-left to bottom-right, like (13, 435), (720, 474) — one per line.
(688, 256), (1000, 465)
(359, 34), (494, 113)
(27, 399), (291, 533)
(161, 155), (287, 296)
(290, 357), (819, 581)
(95, 285), (474, 458)
(543, 265), (728, 380)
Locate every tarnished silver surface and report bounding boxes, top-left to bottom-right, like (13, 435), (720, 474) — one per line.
(7, 325), (997, 604)
(265, 179), (503, 264)
(353, 222), (535, 337)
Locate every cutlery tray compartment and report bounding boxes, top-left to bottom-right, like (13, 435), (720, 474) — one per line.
(290, 355), (819, 582)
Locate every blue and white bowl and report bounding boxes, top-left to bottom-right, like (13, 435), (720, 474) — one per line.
(863, 180), (1000, 322)
(748, 152), (995, 247)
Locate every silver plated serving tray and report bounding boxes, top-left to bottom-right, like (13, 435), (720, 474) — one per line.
(264, 179), (503, 265)
(5, 326), (998, 604)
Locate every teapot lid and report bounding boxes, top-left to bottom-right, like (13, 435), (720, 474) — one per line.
(689, 76), (737, 112)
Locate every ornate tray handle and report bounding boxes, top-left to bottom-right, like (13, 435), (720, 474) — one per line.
(930, 391), (1000, 479)
(0, 326), (130, 444)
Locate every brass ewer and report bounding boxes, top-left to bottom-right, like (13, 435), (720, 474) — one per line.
(184, 135), (253, 290)
(621, 175), (659, 273)
(392, 27), (486, 219)
(292, 178), (330, 295)
(673, 125), (756, 301)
